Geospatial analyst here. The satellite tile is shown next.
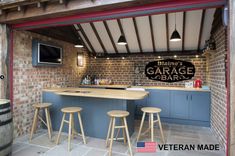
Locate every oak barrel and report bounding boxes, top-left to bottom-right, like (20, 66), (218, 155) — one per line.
(0, 99), (13, 156)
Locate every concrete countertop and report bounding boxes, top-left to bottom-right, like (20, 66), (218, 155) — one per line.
(0, 99), (10, 105)
(79, 84), (131, 89)
(131, 86), (210, 92)
(43, 88), (149, 100)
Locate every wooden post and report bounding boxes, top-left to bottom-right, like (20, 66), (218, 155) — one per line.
(0, 24), (10, 99)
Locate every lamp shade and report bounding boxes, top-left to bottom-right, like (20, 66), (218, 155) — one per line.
(74, 39), (84, 48)
(170, 29), (181, 42)
(117, 35), (127, 45)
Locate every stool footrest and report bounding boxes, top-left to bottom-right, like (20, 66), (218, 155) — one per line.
(63, 120), (69, 124)
(38, 115), (48, 128)
(114, 126), (125, 129)
(109, 137), (125, 141)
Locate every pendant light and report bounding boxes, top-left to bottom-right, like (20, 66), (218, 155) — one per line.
(117, 34), (127, 45)
(170, 13), (181, 42)
(74, 37), (84, 48)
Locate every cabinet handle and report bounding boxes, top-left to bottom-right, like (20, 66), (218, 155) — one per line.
(191, 95), (192, 100)
(186, 95), (188, 100)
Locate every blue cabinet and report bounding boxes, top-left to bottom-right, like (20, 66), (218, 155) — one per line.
(189, 92), (210, 121)
(134, 88), (211, 127)
(147, 89), (171, 118)
(171, 91), (189, 119)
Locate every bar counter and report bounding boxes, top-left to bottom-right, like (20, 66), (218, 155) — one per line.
(42, 88), (148, 139)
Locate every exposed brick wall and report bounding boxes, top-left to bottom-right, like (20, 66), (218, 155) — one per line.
(87, 55), (207, 87)
(13, 30), (88, 137)
(208, 25), (227, 150)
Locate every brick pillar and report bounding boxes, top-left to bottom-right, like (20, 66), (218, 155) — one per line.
(229, 0), (235, 156)
(0, 24), (10, 99)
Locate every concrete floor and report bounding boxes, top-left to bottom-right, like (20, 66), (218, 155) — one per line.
(12, 121), (225, 156)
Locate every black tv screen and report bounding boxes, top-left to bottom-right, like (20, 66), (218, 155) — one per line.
(38, 43), (62, 64)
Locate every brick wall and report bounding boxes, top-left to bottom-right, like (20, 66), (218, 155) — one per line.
(13, 30), (88, 137)
(87, 55), (207, 87)
(208, 25), (227, 150)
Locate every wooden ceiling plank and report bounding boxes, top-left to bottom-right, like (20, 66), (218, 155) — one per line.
(182, 11), (186, 51)
(197, 9), (206, 51)
(165, 13), (169, 52)
(103, 20), (118, 53)
(78, 24), (96, 55)
(117, 18), (130, 53)
(133, 17), (143, 53)
(90, 22), (107, 54)
(149, 15), (156, 52)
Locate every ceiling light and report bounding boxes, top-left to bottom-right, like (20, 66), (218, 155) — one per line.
(94, 56), (97, 59)
(122, 57), (125, 60)
(170, 13), (181, 42)
(117, 35), (127, 45)
(158, 56), (161, 59)
(174, 55), (177, 58)
(195, 55), (199, 58)
(74, 38), (84, 48)
(107, 57), (110, 60)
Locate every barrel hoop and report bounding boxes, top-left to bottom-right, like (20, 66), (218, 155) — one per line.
(0, 118), (12, 126)
(0, 140), (13, 152)
(0, 109), (11, 115)
(0, 103), (10, 109)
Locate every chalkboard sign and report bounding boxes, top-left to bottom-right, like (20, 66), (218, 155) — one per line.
(145, 59), (195, 83)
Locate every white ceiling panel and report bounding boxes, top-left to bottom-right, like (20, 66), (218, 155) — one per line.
(200, 8), (216, 49)
(151, 14), (167, 52)
(168, 12), (183, 51)
(78, 31), (92, 52)
(93, 21), (115, 53)
(184, 10), (203, 50)
(121, 18), (139, 52)
(106, 19), (127, 53)
(80, 23), (103, 53)
(135, 16), (153, 52)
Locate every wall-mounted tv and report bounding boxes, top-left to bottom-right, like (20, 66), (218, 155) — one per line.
(32, 39), (63, 66)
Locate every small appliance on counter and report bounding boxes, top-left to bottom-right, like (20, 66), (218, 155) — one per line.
(185, 81), (194, 88)
(194, 78), (202, 88)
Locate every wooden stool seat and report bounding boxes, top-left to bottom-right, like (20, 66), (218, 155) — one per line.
(137, 106), (165, 143)
(30, 103), (53, 141)
(106, 110), (133, 156)
(56, 107), (86, 151)
(141, 107), (161, 113)
(33, 103), (51, 108)
(61, 107), (82, 113)
(107, 110), (129, 117)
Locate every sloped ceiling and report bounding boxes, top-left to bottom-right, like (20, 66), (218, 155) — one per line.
(74, 8), (215, 55)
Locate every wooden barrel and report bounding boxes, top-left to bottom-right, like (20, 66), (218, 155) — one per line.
(0, 99), (13, 156)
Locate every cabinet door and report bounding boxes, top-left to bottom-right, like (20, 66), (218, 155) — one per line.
(170, 91), (189, 119)
(189, 92), (210, 121)
(147, 89), (170, 118)
(134, 98), (147, 116)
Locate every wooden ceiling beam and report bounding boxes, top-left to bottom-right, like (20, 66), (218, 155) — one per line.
(133, 17), (143, 53)
(103, 21), (118, 54)
(166, 13), (170, 52)
(90, 22), (107, 54)
(197, 9), (205, 51)
(149, 15), (156, 52)
(117, 19), (130, 53)
(182, 11), (186, 51)
(77, 24), (96, 55)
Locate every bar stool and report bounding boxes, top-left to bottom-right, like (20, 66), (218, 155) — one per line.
(106, 110), (133, 156)
(30, 103), (53, 141)
(137, 107), (165, 143)
(56, 107), (86, 151)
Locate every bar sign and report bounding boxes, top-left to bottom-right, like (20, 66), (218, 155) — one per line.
(136, 142), (157, 153)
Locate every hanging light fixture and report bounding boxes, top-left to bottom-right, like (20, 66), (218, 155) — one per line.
(170, 13), (181, 42)
(117, 34), (127, 45)
(74, 38), (84, 48)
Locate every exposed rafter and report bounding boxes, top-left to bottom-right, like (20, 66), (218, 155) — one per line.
(166, 13), (169, 51)
(133, 17), (143, 53)
(149, 15), (156, 52)
(77, 24), (96, 55)
(117, 19), (130, 53)
(90, 22), (107, 54)
(103, 21), (118, 53)
(182, 11), (186, 51)
(197, 9), (205, 51)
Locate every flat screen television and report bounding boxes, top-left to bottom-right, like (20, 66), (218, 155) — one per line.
(32, 40), (63, 66)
